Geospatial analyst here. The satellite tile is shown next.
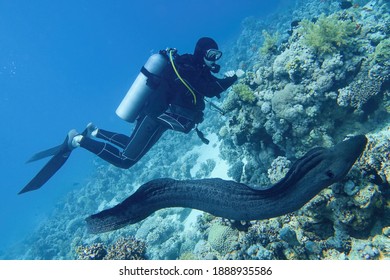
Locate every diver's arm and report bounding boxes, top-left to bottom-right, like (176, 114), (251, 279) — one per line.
(216, 75), (238, 90)
(202, 75), (237, 98)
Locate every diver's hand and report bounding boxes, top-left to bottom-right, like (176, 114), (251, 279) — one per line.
(224, 70), (236, 77)
(224, 69), (245, 78)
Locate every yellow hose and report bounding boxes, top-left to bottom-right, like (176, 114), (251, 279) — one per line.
(169, 50), (197, 105)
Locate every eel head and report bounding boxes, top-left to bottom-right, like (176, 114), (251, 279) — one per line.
(311, 135), (367, 186)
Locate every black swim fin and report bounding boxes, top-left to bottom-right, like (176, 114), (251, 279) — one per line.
(19, 133), (74, 194)
(26, 144), (63, 163)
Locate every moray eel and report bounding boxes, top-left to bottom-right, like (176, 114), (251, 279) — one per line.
(86, 135), (367, 234)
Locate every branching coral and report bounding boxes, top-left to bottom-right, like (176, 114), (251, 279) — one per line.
(370, 38), (390, 67)
(260, 30), (280, 55)
(232, 83), (257, 103)
(299, 14), (357, 54)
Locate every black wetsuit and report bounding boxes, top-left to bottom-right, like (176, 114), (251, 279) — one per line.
(79, 51), (237, 169)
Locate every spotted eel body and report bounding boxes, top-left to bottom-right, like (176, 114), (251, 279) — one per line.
(86, 135), (367, 234)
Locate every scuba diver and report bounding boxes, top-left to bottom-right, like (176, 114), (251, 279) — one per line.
(19, 37), (244, 194)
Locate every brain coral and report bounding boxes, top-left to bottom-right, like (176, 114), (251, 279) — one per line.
(208, 224), (238, 256)
(271, 83), (305, 122)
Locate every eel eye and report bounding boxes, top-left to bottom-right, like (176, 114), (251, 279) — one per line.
(326, 170), (335, 178)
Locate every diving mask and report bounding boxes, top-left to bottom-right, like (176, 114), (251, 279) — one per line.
(204, 49), (222, 61)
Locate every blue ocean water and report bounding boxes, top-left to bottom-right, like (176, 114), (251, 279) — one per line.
(0, 0), (283, 256)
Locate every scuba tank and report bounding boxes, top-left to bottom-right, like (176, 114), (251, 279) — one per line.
(116, 53), (169, 123)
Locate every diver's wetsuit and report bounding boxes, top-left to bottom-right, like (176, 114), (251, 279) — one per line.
(79, 115), (167, 168)
(79, 46), (237, 169)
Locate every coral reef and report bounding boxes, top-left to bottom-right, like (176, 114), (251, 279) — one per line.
(75, 243), (107, 260)
(75, 237), (146, 260)
(220, 0), (389, 175)
(195, 159), (216, 178)
(337, 65), (384, 110)
(267, 156), (291, 184)
(209, 0), (390, 260)
(104, 237), (147, 260)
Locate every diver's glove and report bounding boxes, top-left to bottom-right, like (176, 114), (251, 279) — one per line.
(224, 70), (235, 77)
(224, 69), (245, 78)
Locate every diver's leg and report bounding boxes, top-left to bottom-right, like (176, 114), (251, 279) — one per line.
(81, 122), (131, 149)
(79, 116), (167, 168)
(122, 115), (168, 161)
(79, 137), (133, 169)
(94, 129), (130, 149)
